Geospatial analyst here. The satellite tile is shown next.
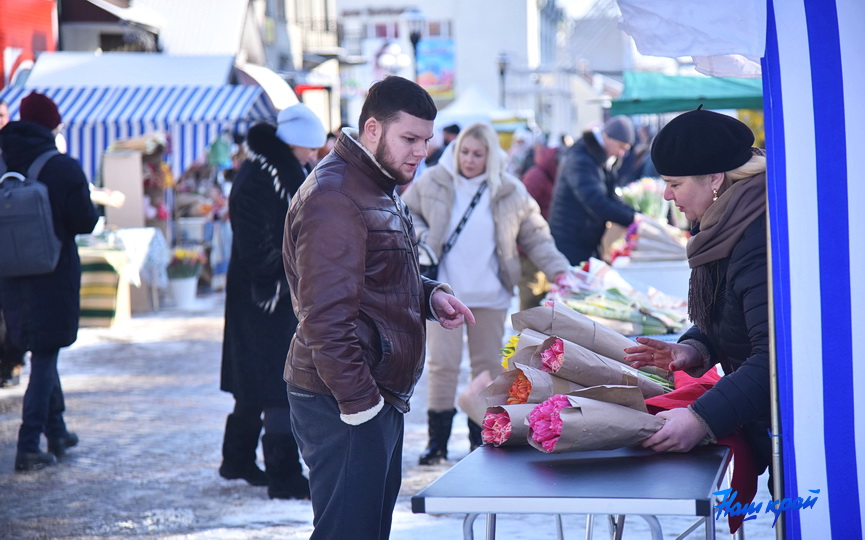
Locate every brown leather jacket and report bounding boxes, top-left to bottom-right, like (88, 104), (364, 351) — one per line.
(282, 131), (441, 417)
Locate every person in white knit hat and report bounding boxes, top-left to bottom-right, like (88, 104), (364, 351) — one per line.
(219, 102), (326, 499)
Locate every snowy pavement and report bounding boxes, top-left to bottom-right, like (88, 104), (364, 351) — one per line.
(0, 290), (778, 539)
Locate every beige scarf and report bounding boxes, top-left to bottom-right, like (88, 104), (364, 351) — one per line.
(686, 173), (766, 330)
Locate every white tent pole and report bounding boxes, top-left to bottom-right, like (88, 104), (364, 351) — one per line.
(765, 200), (785, 540)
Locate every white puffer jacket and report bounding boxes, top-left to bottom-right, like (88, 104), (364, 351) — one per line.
(402, 151), (570, 293)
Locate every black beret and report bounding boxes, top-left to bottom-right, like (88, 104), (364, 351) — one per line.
(650, 108), (755, 176)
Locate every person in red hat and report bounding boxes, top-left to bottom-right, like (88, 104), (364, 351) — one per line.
(0, 99), (9, 131)
(0, 91), (99, 471)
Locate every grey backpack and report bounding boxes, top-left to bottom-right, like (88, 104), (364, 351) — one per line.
(0, 150), (62, 277)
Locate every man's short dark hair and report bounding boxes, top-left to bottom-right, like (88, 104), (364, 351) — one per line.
(358, 76), (437, 129)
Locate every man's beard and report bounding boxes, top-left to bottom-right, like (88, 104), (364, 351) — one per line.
(374, 135), (414, 186)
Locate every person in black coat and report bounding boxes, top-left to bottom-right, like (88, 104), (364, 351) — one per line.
(219, 103), (326, 499)
(624, 109), (771, 481)
(0, 92), (98, 471)
(548, 116), (640, 265)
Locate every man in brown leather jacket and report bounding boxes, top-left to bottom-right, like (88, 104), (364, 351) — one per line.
(282, 76), (474, 540)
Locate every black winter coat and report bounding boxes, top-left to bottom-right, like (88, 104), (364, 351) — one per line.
(0, 121), (98, 353)
(683, 214), (771, 473)
(220, 123), (309, 408)
(548, 131), (635, 265)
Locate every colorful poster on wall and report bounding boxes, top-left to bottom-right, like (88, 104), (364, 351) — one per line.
(416, 38), (455, 100)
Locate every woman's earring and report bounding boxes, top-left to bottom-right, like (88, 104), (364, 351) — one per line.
(712, 189), (718, 201)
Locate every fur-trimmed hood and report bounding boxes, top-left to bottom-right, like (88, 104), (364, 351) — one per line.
(243, 122), (309, 200)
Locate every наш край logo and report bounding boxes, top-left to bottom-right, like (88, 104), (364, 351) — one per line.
(713, 488), (821, 527)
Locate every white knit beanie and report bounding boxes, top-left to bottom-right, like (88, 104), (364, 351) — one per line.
(276, 103), (327, 149)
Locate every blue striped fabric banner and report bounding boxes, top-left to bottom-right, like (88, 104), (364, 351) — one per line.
(0, 85), (276, 181)
(765, 0), (864, 537)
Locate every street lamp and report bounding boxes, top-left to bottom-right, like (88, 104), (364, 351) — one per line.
(497, 52), (510, 107)
(402, 9), (426, 81)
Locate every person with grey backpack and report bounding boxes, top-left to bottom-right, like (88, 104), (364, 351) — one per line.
(0, 91), (98, 471)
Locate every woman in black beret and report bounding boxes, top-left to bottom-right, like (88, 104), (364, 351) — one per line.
(624, 108), (772, 481)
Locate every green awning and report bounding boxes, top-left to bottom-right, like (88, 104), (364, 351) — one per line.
(610, 72), (763, 115)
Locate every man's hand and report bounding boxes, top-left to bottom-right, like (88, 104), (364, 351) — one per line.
(431, 290), (475, 330)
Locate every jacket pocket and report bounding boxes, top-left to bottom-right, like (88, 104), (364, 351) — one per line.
(357, 310), (393, 378)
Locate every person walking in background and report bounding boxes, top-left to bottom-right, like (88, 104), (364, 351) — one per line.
(548, 115), (643, 266)
(624, 109), (772, 484)
(0, 100), (25, 389)
(0, 92), (98, 471)
(424, 123), (460, 167)
(518, 142), (562, 310)
(219, 103), (326, 499)
(282, 76), (474, 540)
(402, 122), (570, 465)
(0, 99), (8, 131)
(311, 131), (337, 166)
(0, 309), (26, 388)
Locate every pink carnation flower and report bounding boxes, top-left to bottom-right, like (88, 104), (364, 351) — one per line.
(539, 338), (565, 373)
(482, 411), (512, 446)
(528, 394), (571, 452)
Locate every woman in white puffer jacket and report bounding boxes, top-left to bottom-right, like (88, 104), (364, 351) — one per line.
(402, 122), (570, 465)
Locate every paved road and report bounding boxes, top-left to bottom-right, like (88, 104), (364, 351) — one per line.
(0, 291), (777, 539)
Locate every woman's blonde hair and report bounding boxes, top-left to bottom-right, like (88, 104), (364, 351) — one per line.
(717, 148), (767, 193)
(451, 122), (505, 193)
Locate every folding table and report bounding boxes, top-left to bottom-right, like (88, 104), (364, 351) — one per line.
(412, 444), (731, 540)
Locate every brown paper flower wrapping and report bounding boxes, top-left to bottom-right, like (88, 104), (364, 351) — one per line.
(511, 301), (667, 378)
(512, 302), (636, 362)
(529, 335), (667, 398)
(514, 328), (549, 352)
(481, 404), (536, 447)
(526, 385), (666, 453)
(480, 361), (585, 407)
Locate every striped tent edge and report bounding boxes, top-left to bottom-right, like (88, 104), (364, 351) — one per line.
(0, 85), (277, 182)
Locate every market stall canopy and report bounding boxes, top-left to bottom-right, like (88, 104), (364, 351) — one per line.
(23, 52), (234, 87)
(84, 0), (165, 33)
(609, 72), (763, 116)
(0, 85), (276, 181)
(434, 85), (514, 129)
(85, 0), (248, 56)
(234, 62), (299, 111)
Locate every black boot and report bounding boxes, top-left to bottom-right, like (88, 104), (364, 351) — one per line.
(418, 409), (456, 465)
(262, 432), (309, 500)
(219, 413), (268, 486)
(48, 432), (79, 459)
(468, 419), (484, 452)
(15, 450), (56, 472)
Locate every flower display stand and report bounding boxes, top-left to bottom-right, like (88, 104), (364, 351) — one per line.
(168, 276), (198, 308)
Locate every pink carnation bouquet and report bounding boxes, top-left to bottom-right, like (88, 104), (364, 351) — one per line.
(526, 386), (666, 454)
(481, 404), (536, 447)
(526, 394), (572, 452)
(482, 411), (512, 446)
(539, 337), (565, 372)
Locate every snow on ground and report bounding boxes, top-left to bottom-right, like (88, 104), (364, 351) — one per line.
(0, 291), (779, 539)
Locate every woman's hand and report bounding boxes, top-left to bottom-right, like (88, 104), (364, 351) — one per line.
(641, 408), (708, 453)
(623, 336), (702, 373)
(431, 290), (476, 330)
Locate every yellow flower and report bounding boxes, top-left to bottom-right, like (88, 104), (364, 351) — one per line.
(501, 334), (520, 370)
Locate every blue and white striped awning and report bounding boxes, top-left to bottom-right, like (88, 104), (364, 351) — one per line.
(0, 85), (276, 182)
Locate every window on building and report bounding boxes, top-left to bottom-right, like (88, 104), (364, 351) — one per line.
(372, 22), (399, 39)
(428, 21), (451, 38)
